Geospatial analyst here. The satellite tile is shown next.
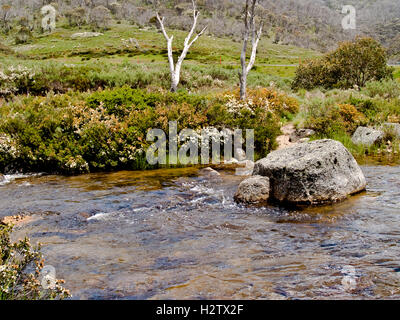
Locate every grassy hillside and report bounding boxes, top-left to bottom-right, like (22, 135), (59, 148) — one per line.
(1, 21), (319, 93)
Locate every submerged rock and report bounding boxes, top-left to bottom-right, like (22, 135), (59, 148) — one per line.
(234, 175), (270, 204)
(223, 158), (239, 164)
(351, 126), (384, 146)
(235, 160), (255, 176)
(253, 139), (366, 205)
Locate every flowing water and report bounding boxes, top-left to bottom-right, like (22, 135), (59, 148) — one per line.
(1, 163), (400, 300)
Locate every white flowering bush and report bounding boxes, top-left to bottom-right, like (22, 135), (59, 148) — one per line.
(63, 155), (89, 173)
(0, 134), (18, 158)
(225, 94), (255, 114)
(0, 66), (35, 98)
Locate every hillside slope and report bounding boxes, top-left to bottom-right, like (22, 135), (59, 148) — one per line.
(0, 0), (399, 61)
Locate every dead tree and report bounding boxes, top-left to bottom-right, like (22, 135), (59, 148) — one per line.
(239, 0), (263, 100)
(156, 0), (207, 92)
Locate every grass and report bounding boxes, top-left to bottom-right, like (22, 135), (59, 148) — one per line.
(0, 21), (318, 93)
(394, 66), (400, 81)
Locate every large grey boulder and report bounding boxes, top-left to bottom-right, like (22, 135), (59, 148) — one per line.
(234, 176), (270, 204)
(351, 126), (384, 146)
(253, 139), (366, 205)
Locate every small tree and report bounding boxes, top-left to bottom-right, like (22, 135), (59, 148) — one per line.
(0, 4), (12, 34)
(65, 7), (87, 27)
(238, 0), (263, 100)
(156, 0), (208, 92)
(15, 27), (32, 44)
(90, 5), (112, 30)
(292, 37), (393, 90)
(331, 37), (393, 88)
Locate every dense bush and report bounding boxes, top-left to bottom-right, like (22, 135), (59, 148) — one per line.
(292, 37), (394, 90)
(0, 66), (35, 98)
(0, 93), (148, 174)
(0, 223), (70, 300)
(0, 87), (291, 174)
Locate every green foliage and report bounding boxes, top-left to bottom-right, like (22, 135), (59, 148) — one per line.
(0, 223), (70, 300)
(15, 27), (32, 45)
(298, 83), (400, 158)
(65, 7), (87, 27)
(361, 79), (400, 99)
(0, 87), (288, 174)
(348, 96), (379, 121)
(293, 37), (393, 90)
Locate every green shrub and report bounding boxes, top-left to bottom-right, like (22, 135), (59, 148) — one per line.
(303, 97), (366, 136)
(362, 79), (400, 99)
(348, 96), (379, 121)
(0, 87), (286, 173)
(293, 37), (393, 90)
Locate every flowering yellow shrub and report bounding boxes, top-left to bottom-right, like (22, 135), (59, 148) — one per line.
(224, 87), (299, 117)
(155, 102), (208, 132)
(338, 104), (366, 132)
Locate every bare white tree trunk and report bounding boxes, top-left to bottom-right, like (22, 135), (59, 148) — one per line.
(156, 0), (207, 92)
(239, 0), (263, 100)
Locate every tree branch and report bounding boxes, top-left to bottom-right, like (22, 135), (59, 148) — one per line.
(247, 24), (263, 73)
(156, 12), (175, 74)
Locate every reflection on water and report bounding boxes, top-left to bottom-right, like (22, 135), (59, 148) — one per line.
(1, 165), (400, 300)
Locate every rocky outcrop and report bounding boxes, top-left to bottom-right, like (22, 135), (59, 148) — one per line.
(290, 129), (316, 143)
(351, 127), (384, 146)
(253, 139), (366, 205)
(71, 32), (103, 39)
(234, 176), (270, 204)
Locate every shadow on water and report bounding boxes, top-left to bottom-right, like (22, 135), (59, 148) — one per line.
(1, 163), (400, 300)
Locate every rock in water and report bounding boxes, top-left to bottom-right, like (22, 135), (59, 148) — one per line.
(199, 167), (220, 177)
(253, 139), (366, 205)
(234, 176), (270, 204)
(0, 174), (3, 182)
(351, 127), (384, 146)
